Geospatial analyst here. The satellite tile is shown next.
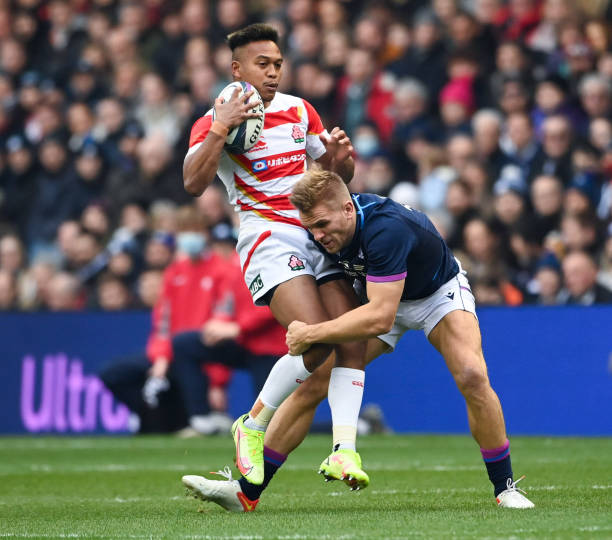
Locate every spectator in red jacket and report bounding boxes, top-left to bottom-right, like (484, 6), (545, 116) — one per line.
(99, 206), (237, 433)
(170, 220), (287, 436)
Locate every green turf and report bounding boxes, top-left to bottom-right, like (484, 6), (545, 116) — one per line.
(1, 435), (611, 539)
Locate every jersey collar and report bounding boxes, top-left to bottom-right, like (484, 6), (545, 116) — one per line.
(338, 194), (363, 259)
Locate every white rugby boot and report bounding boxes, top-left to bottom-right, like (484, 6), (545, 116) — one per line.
(182, 466), (259, 512)
(496, 476), (535, 508)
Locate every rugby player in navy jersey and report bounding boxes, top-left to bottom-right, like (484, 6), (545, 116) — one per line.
(283, 167), (534, 509)
(181, 167), (535, 512)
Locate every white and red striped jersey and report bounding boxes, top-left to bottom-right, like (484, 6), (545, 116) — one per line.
(186, 91), (327, 229)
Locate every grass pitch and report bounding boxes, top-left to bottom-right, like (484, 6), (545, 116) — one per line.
(1, 434), (611, 539)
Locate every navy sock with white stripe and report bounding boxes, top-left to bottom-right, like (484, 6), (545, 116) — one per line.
(481, 439), (513, 496)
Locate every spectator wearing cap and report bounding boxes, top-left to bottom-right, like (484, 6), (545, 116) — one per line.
(74, 141), (107, 209)
(492, 164), (528, 233)
(559, 250), (612, 304)
(564, 171), (601, 216)
(1, 134), (37, 237)
(209, 221), (238, 260)
(144, 231), (175, 272)
(66, 60), (107, 106)
(529, 115), (574, 186)
(17, 71), (43, 118)
(528, 252), (563, 305)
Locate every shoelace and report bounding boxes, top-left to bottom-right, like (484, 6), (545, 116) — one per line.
(210, 465), (234, 481)
(505, 475), (528, 494)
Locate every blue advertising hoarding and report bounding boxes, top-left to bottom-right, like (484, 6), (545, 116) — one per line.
(1, 307), (611, 435)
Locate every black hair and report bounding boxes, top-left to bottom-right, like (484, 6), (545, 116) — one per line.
(227, 23), (279, 52)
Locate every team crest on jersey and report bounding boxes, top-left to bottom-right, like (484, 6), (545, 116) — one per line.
(252, 159), (268, 172)
(288, 255), (305, 271)
(291, 125), (305, 143)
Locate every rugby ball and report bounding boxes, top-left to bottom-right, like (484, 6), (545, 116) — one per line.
(213, 81), (265, 154)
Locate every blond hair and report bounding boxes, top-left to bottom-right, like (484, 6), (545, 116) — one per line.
(290, 167), (349, 214)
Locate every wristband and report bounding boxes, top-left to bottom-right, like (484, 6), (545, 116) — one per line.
(211, 120), (229, 138)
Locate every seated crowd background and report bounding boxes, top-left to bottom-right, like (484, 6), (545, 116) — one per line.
(0, 0), (612, 309)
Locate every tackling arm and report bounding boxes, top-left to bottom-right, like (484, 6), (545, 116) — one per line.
(286, 279), (404, 354)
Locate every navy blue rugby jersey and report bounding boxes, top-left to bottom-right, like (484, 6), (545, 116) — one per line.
(329, 193), (459, 301)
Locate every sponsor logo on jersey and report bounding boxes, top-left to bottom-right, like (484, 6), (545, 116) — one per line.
(251, 137), (267, 150)
(288, 254), (305, 271)
(252, 159), (268, 172)
(291, 125), (305, 143)
(445, 291), (455, 301)
(249, 274), (264, 296)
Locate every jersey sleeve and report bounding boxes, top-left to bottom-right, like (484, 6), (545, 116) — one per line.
(186, 112), (213, 157)
(363, 215), (413, 283)
(302, 99), (327, 160)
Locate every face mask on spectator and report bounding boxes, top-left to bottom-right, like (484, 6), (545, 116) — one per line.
(176, 232), (206, 257)
(354, 135), (380, 159)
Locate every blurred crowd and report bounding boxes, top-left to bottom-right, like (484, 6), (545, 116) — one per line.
(1, 0), (612, 309)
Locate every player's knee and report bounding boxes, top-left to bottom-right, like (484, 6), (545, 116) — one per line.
(453, 362), (490, 398)
(302, 343), (333, 371)
(334, 341), (367, 369)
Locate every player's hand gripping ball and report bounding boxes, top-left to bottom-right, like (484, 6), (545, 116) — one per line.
(213, 82), (265, 154)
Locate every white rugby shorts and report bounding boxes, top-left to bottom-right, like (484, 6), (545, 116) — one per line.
(367, 270), (477, 350)
(237, 223), (343, 305)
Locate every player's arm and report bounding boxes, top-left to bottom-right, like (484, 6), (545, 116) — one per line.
(286, 278), (404, 354)
(316, 127), (355, 183)
(183, 89), (261, 196)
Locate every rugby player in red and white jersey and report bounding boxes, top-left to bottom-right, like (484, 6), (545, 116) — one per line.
(182, 24), (366, 511)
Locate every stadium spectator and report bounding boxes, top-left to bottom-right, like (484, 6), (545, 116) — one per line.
(530, 253), (563, 305)
(530, 174), (565, 239)
(0, 0), (608, 309)
(560, 250), (612, 304)
(44, 271), (83, 311)
(0, 268), (17, 310)
(98, 206), (236, 433)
